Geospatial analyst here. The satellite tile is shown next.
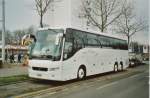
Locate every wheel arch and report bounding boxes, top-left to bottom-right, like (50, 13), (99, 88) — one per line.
(77, 65), (87, 77)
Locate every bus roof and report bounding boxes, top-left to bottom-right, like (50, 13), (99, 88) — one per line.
(38, 27), (127, 41)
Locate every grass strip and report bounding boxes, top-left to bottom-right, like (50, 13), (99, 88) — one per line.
(0, 75), (29, 86)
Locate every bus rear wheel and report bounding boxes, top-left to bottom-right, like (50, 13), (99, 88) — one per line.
(114, 62), (118, 72)
(77, 67), (86, 80)
(120, 61), (123, 71)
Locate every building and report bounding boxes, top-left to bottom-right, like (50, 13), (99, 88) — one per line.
(0, 45), (28, 57)
(129, 43), (149, 61)
(142, 45), (149, 60)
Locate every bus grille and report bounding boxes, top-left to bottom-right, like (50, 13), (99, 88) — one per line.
(32, 67), (48, 71)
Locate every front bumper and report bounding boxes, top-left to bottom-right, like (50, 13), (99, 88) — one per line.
(28, 66), (62, 81)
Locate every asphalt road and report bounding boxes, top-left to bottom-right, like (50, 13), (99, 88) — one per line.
(27, 65), (149, 98)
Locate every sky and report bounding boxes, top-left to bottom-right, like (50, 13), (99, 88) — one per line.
(131, 0), (149, 45)
(0, 0), (38, 30)
(0, 0), (149, 45)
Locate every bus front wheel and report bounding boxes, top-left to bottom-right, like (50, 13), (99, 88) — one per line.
(77, 66), (86, 80)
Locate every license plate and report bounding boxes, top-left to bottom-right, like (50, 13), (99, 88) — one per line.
(37, 74), (42, 77)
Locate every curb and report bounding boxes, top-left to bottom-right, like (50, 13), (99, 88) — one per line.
(14, 86), (63, 98)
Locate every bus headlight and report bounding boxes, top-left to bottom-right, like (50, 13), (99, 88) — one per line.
(49, 67), (60, 71)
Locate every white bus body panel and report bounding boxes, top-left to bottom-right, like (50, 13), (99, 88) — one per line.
(28, 48), (128, 81)
(62, 48), (129, 81)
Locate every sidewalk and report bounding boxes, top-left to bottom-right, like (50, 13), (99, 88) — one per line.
(0, 64), (28, 77)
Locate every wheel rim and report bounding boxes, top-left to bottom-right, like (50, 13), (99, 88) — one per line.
(78, 68), (85, 79)
(115, 65), (118, 72)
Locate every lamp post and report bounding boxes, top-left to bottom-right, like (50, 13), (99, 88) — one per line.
(2, 0), (5, 63)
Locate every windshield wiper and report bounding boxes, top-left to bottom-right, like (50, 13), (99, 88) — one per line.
(31, 54), (61, 61)
(31, 54), (53, 60)
(40, 55), (53, 59)
(48, 29), (60, 33)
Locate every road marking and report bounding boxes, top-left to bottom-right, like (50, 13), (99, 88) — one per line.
(72, 85), (79, 88)
(96, 78), (105, 82)
(128, 72), (148, 79)
(85, 85), (93, 88)
(96, 71), (148, 90)
(14, 86), (63, 98)
(47, 91), (57, 95)
(129, 74), (140, 78)
(96, 81), (118, 90)
(63, 88), (69, 91)
(34, 92), (57, 98)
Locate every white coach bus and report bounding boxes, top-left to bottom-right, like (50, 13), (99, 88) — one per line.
(28, 27), (128, 81)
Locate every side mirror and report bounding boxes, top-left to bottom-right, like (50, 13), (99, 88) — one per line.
(22, 34), (36, 46)
(63, 53), (68, 59)
(55, 33), (63, 45)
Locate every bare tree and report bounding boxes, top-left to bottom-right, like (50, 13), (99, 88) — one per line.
(0, 30), (13, 44)
(80, 0), (124, 32)
(5, 31), (13, 44)
(25, 26), (36, 34)
(35, 0), (54, 28)
(13, 30), (26, 45)
(115, 2), (147, 46)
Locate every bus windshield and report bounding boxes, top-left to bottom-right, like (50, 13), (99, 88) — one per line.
(31, 29), (64, 61)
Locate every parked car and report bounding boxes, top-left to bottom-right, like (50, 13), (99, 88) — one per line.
(129, 58), (142, 67)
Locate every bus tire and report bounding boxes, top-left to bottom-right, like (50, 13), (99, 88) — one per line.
(120, 61), (123, 71)
(77, 66), (86, 80)
(114, 62), (118, 72)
